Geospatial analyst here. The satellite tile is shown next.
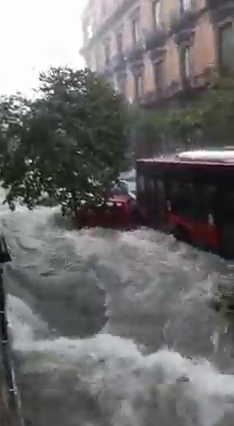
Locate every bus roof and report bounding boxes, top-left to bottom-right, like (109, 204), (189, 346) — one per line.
(137, 150), (234, 166)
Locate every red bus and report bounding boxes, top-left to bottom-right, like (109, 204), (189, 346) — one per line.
(136, 150), (234, 258)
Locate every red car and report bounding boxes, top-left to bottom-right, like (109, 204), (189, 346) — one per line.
(73, 194), (137, 230)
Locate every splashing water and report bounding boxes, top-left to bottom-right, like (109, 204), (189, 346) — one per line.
(0, 205), (234, 426)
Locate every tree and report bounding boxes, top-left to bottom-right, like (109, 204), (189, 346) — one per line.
(0, 67), (127, 213)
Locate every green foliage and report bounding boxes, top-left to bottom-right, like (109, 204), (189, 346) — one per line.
(0, 67), (127, 212)
(129, 73), (234, 157)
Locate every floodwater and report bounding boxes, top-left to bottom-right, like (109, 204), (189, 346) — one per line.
(1, 204), (234, 426)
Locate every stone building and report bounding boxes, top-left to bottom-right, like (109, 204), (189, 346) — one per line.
(80, 1), (234, 106)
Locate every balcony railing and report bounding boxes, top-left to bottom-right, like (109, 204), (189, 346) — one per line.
(170, 2), (198, 35)
(192, 67), (215, 88)
(81, 0), (138, 53)
(149, 47), (166, 62)
(139, 91), (159, 107)
(144, 26), (168, 52)
(207, 0), (234, 23)
(138, 68), (214, 107)
(207, 0), (234, 9)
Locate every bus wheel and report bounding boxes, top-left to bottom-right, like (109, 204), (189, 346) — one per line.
(173, 226), (190, 244)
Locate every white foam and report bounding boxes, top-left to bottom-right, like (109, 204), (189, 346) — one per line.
(2, 205), (234, 426)
(12, 330), (234, 426)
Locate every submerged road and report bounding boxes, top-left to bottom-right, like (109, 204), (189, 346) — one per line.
(0, 204), (234, 425)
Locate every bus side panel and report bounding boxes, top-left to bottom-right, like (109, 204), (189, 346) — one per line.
(167, 213), (220, 250)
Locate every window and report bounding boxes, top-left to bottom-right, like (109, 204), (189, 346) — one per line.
(152, 1), (161, 29)
(170, 182), (195, 219)
(137, 175), (145, 192)
(149, 179), (155, 191)
(95, 50), (100, 72)
(222, 191), (234, 220)
(132, 16), (140, 45)
(180, 45), (192, 80)
(155, 180), (167, 219)
(219, 23), (234, 73)
(154, 61), (164, 96)
(104, 41), (110, 66)
(83, 18), (91, 43)
(116, 31), (123, 55)
(180, 0), (191, 12)
(134, 73), (144, 100)
(118, 75), (127, 96)
(184, 46), (191, 77)
(87, 21), (93, 39)
(86, 53), (91, 69)
(169, 182), (215, 221)
(101, 0), (107, 15)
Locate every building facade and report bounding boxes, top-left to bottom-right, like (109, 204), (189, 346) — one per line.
(80, 0), (234, 107)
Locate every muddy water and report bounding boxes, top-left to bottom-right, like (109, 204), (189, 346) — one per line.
(0, 206), (234, 426)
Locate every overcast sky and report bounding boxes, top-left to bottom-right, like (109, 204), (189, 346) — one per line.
(0, 0), (86, 95)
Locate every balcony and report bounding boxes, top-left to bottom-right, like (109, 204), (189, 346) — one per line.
(149, 47), (166, 62)
(139, 91), (160, 107)
(112, 52), (127, 73)
(169, 3), (199, 45)
(139, 85), (182, 108)
(139, 69), (213, 108)
(207, 0), (234, 9)
(144, 26), (168, 52)
(126, 41), (144, 67)
(192, 67), (215, 88)
(207, 0), (234, 23)
(81, 0), (138, 53)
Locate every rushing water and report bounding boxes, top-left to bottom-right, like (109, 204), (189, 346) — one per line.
(1, 204), (234, 426)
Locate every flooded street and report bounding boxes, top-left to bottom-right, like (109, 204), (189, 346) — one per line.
(1, 205), (234, 425)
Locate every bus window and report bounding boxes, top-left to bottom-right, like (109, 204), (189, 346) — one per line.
(222, 191), (234, 221)
(155, 180), (167, 219)
(149, 179), (155, 191)
(170, 183), (218, 223)
(157, 180), (165, 194)
(203, 186), (217, 216)
(156, 181), (165, 204)
(192, 185), (210, 221)
(145, 178), (156, 212)
(169, 182), (195, 220)
(137, 174), (145, 192)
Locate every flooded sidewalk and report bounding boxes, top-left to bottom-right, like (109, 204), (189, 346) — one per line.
(0, 254), (24, 426)
(0, 351), (12, 426)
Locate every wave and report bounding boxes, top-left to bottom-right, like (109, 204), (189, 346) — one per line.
(8, 304), (234, 426)
(1, 205), (234, 425)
